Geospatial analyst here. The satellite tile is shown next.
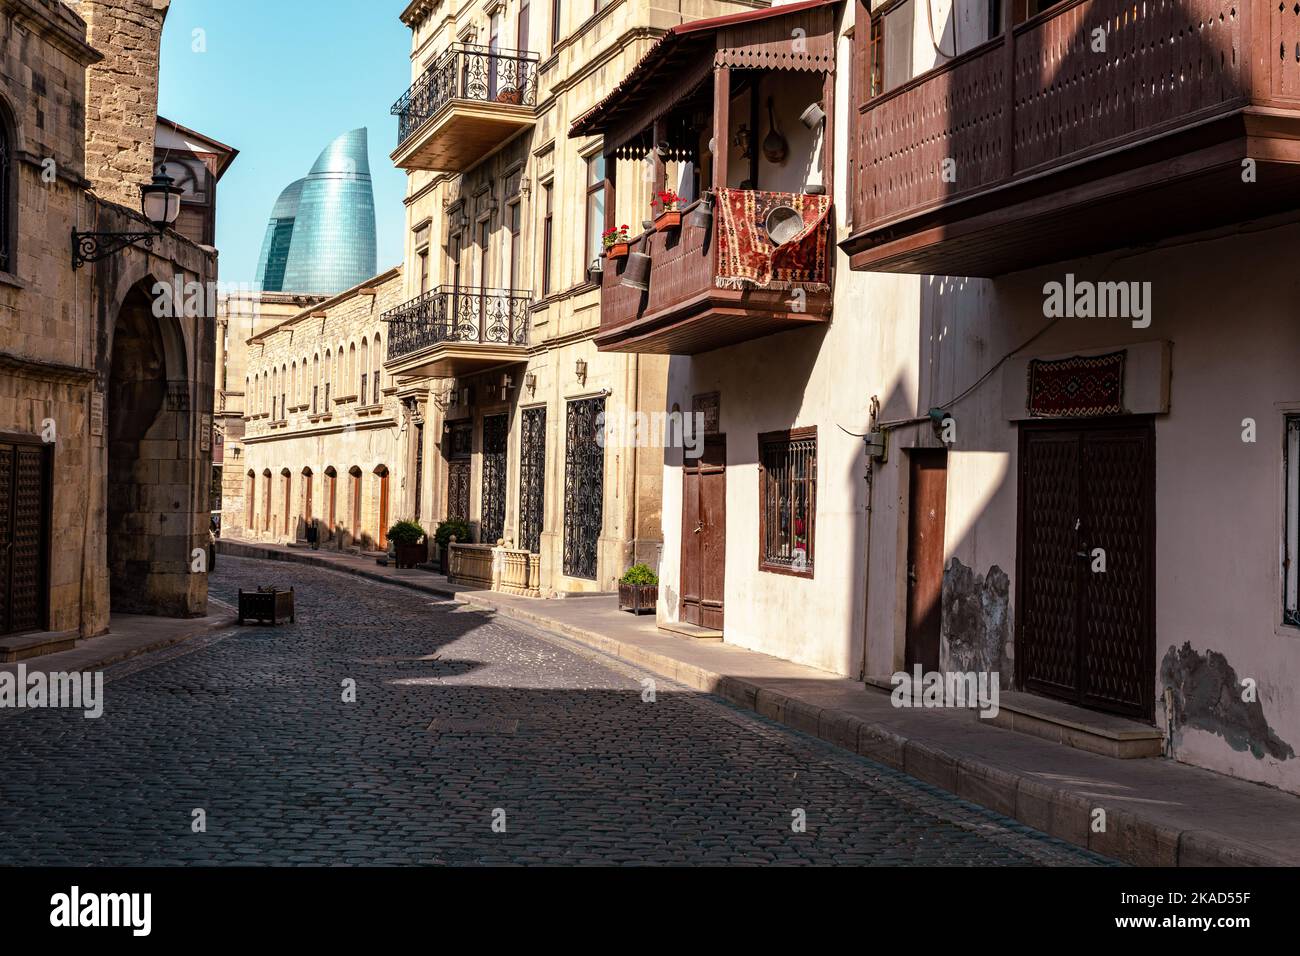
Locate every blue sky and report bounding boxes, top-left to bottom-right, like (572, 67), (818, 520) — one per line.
(158, 0), (410, 286)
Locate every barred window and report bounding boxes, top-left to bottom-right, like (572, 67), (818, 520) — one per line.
(759, 428), (816, 576)
(1285, 416), (1300, 625)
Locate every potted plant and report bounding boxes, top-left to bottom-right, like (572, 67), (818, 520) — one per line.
(653, 189), (682, 232)
(602, 224), (631, 259)
(618, 563), (659, 615)
(495, 86), (523, 105)
(434, 518), (471, 572)
(388, 520), (428, 569)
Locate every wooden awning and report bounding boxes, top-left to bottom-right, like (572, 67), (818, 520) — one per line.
(569, 0), (839, 152)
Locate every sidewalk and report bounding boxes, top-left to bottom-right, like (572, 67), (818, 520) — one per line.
(0, 603), (237, 680)
(220, 537), (1300, 866)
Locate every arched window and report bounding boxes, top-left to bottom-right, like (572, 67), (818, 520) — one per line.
(0, 98), (15, 274)
(312, 353), (320, 413)
(372, 334), (382, 403)
(360, 339), (369, 405)
(348, 343), (356, 397)
(270, 368), (277, 419)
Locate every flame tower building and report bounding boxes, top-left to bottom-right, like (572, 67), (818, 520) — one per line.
(254, 128), (377, 295)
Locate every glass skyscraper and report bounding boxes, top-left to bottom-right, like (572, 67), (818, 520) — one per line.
(254, 128), (377, 295)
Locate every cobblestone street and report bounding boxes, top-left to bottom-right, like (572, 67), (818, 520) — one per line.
(0, 557), (1112, 866)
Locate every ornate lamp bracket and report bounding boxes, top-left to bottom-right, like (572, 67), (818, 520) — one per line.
(71, 229), (158, 270)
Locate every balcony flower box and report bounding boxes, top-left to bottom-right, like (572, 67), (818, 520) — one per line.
(654, 190), (682, 233)
(607, 242), (629, 260)
(617, 563), (659, 615)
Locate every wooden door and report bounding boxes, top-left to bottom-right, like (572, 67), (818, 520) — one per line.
(304, 475), (313, 525)
(327, 474), (337, 538)
(351, 474), (362, 543)
(680, 437), (725, 629)
(378, 473), (390, 549)
(1018, 418), (1155, 719)
(0, 438), (50, 636)
(905, 450), (948, 673)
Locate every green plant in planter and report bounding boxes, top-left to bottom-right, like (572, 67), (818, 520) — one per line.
(619, 563), (659, 586)
(387, 520), (427, 545)
(434, 518), (472, 548)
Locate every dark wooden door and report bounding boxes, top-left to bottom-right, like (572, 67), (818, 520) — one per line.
(905, 449), (947, 673)
(680, 437), (725, 629)
(377, 473), (390, 549)
(0, 437), (51, 636)
(1018, 418), (1155, 720)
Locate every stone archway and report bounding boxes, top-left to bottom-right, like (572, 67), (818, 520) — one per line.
(105, 279), (198, 616)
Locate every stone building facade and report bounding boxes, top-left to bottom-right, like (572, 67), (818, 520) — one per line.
(229, 267), (405, 553)
(0, 0), (222, 650)
(383, 0), (762, 594)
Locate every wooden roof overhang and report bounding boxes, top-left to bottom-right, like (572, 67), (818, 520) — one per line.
(569, 0), (840, 154)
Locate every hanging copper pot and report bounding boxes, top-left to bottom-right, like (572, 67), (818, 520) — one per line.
(621, 251), (651, 291)
(686, 193), (714, 230)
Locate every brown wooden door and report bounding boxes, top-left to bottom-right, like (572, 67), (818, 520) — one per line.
(1018, 418), (1155, 720)
(378, 473), (390, 548)
(304, 475), (313, 524)
(351, 474), (363, 543)
(680, 437), (725, 629)
(0, 438), (50, 636)
(905, 449), (947, 673)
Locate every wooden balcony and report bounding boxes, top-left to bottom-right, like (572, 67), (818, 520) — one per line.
(843, 0), (1300, 277)
(596, 200), (833, 355)
(390, 44), (539, 173)
(383, 286), (530, 378)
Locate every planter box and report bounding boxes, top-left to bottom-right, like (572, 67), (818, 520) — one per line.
(606, 242), (629, 259)
(395, 541), (426, 569)
(238, 587), (295, 626)
(654, 210), (681, 232)
(618, 582), (658, 615)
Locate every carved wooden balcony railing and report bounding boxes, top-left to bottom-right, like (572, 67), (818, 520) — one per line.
(597, 197), (833, 355)
(844, 0), (1300, 276)
(391, 44), (540, 172)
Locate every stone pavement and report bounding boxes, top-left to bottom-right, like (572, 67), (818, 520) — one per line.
(0, 555), (1107, 866)
(215, 538), (1300, 867)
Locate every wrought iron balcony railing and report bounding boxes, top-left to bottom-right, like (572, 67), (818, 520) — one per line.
(391, 44), (540, 146)
(384, 286), (531, 361)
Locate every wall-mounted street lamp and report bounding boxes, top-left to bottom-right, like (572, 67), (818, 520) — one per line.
(575, 358), (588, 385)
(72, 169), (184, 269)
(524, 372), (536, 394)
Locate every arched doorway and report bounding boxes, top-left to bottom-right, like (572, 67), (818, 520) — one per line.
(261, 469), (272, 532)
(106, 280), (195, 616)
(324, 466), (337, 541)
(348, 465), (363, 547)
(246, 470), (256, 529)
(301, 467), (314, 535)
(374, 465), (390, 549)
(280, 468), (292, 536)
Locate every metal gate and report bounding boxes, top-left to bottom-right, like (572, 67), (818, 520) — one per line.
(518, 406), (545, 554)
(0, 436), (51, 636)
(1017, 418), (1155, 720)
(481, 414), (508, 544)
(563, 397), (604, 579)
(446, 421), (472, 524)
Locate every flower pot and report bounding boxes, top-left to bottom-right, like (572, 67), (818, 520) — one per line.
(607, 242), (629, 259)
(618, 582), (658, 615)
(654, 210), (681, 232)
(395, 541), (426, 569)
(495, 87), (522, 105)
